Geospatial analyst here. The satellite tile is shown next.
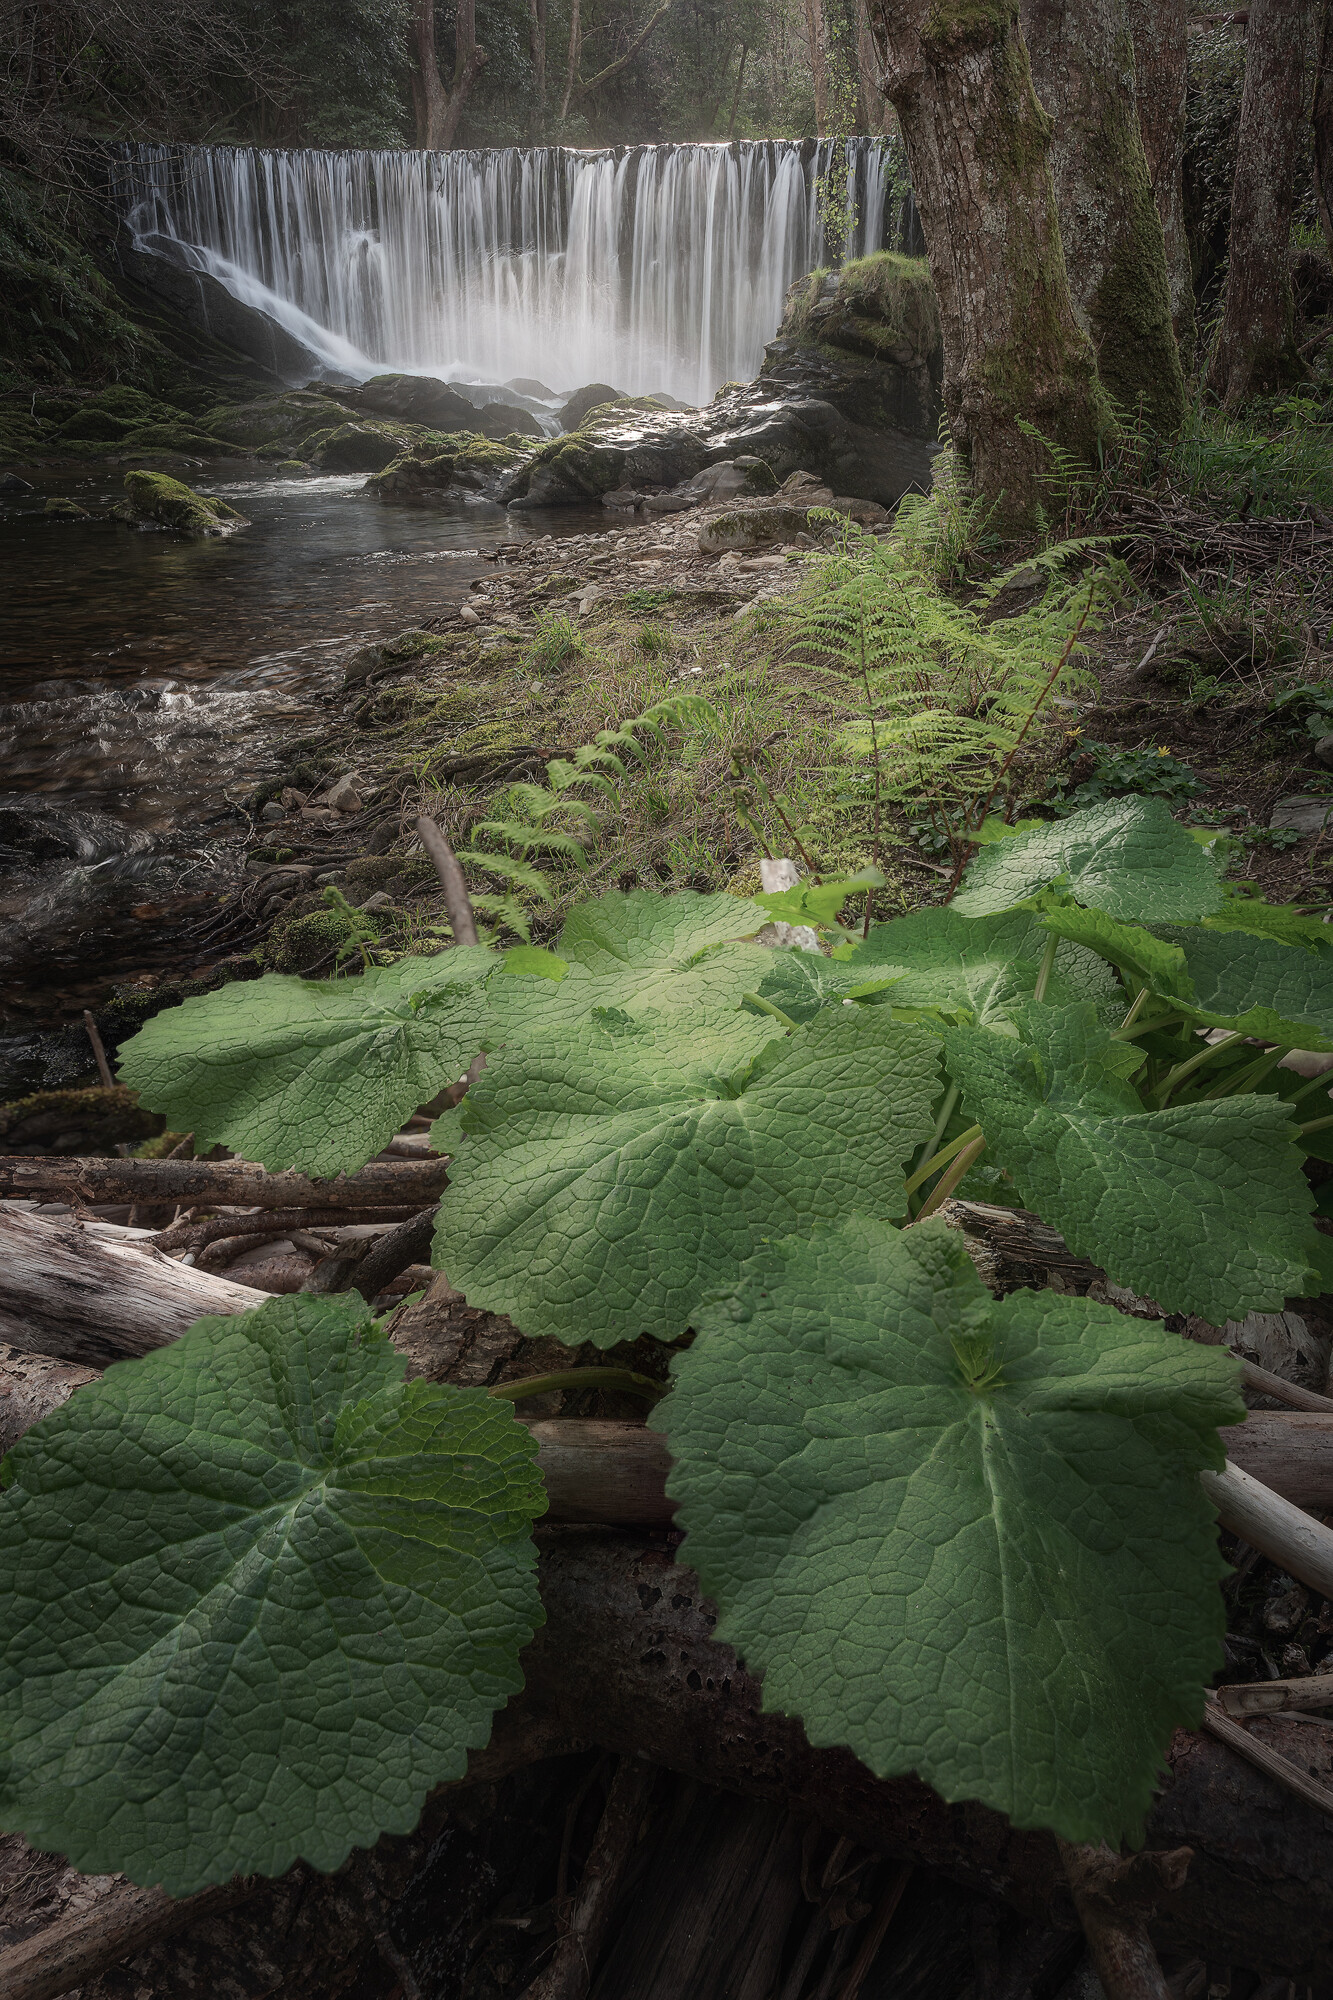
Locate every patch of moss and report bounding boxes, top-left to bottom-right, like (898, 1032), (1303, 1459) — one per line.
(263, 901), (369, 973)
(43, 497), (89, 519)
(114, 470), (249, 536)
(202, 392), (354, 452)
(0, 1085), (164, 1155)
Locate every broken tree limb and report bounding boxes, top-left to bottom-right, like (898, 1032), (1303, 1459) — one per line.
(1200, 1699), (1333, 1820)
(522, 1420), (676, 1526)
(1216, 1672), (1333, 1717)
(0, 1345), (99, 1457)
(0, 1156), (448, 1209)
(1222, 1411), (1333, 1504)
(1200, 1459), (1333, 1599)
(1238, 1359), (1333, 1414)
(0, 1207), (273, 1366)
(351, 1205), (440, 1302)
(415, 815), (480, 947)
(1057, 1843), (1190, 2000)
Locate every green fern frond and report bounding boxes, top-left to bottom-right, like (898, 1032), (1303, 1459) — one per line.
(454, 851), (558, 903)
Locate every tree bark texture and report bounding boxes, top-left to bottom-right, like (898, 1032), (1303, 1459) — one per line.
(1021, 0), (1184, 432)
(1316, 0), (1333, 255)
(1207, 0), (1314, 401)
(411, 0), (487, 149)
(804, 0), (831, 134)
(863, 0), (1107, 525)
(0, 1154), (447, 1208)
(1124, 0), (1195, 364)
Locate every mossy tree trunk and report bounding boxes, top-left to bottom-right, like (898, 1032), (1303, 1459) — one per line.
(1207, 0), (1314, 402)
(863, 0), (1107, 528)
(1124, 0), (1195, 368)
(1022, 0), (1185, 432)
(1315, 0), (1333, 257)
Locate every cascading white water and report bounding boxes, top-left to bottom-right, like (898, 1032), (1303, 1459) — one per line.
(118, 140), (905, 406)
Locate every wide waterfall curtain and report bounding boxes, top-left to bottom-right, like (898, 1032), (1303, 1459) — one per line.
(117, 140), (905, 403)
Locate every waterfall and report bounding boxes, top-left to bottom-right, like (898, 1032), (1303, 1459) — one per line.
(117, 140), (907, 406)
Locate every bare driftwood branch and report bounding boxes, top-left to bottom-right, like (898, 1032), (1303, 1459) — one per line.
(415, 816), (480, 947)
(0, 1208), (273, 1366)
(519, 1756), (656, 2000)
(1223, 1411), (1333, 1504)
(0, 1157), (448, 1209)
(1216, 1671), (1333, 1717)
(1200, 1459), (1333, 1600)
(1057, 1843), (1190, 2000)
(1237, 1359), (1333, 1414)
(150, 1208), (421, 1254)
(351, 1207), (440, 1302)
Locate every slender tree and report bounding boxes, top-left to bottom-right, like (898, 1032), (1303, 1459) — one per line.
(862, 0), (1107, 526)
(1208, 0), (1314, 401)
(1125, 0), (1194, 364)
(411, 0), (487, 147)
(1315, 0), (1333, 255)
(527, 0), (548, 141)
(803, 0), (830, 134)
(1022, 0), (1184, 430)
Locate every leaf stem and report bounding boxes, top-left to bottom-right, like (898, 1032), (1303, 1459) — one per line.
(1118, 986), (1149, 1033)
(1298, 1113), (1333, 1139)
(911, 1081), (959, 1183)
(913, 1136), (987, 1220)
(1151, 1031), (1247, 1104)
(1282, 1066), (1333, 1108)
(488, 1369), (664, 1404)
(1202, 1046), (1293, 1101)
(1031, 934), (1058, 1004)
(904, 1124), (984, 1197)
(1109, 1010), (1186, 1042)
(742, 991), (800, 1030)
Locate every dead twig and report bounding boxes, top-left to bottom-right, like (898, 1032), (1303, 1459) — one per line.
(81, 1011), (115, 1091)
(1202, 1699), (1333, 1819)
(416, 814), (480, 946)
(1216, 1671), (1333, 1717)
(1200, 1459), (1333, 1599)
(835, 1863), (911, 2000)
(1058, 1842), (1190, 2000)
(0, 1157), (449, 1210)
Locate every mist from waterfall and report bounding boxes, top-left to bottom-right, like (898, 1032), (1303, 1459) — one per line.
(118, 140), (906, 406)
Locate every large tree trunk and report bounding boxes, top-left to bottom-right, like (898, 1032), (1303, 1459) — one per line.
(411, 0), (488, 149)
(1207, 0), (1314, 402)
(862, 0), (1107, 526)
(804, 0), (830, 135)
(1022, 0), (1184, 433)
(1125, 0), (1195, 367)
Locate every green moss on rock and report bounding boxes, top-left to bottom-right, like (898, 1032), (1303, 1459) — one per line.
(43, 496), (89, 519)
(114, 470), (249, 536)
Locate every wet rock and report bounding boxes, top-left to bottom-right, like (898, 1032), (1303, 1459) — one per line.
(367, 436), (536, 504)
(349, 375), (544, 441)
(42, 497), (90, 519)
(763, 252), (943, 437)
(0, 473), (34, 493)
(1271, 796), (1333, 836)
(111, 469), (249, 536)
(315, 423), (410, 472)
(698, 505), (823, 554)
(119, 233), (331, 384)
(559, 383), (624, 430)
(202, 390), (355, 455)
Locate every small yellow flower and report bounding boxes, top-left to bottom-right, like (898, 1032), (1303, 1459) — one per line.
(1157, 745), (1172, 757)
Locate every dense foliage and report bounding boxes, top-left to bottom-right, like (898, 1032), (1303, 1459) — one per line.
(6, 793), (1333, 1888)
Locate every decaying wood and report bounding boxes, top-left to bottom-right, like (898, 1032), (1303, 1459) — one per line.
(523, 1421), (676, 1526)
(0, 1209), (273, 1366)
(1199, 1460), (1333, 1600)
(1057, 1843), (1190, 2000)
(0, 1157), (448, 1209)
(1235, 1360), (1333, 1414)
(519, 1756), (656, 2000)
(415, 815), (480, 947)
(1216, 1672), (1333, 1717)
(1222, 1411), (1333, 1503)
(349, 1206), (440, 1302)
(0, 1345), (98, 1457)
(524, 1533), (1333, 1977)
(150, 1208), (420, 1254)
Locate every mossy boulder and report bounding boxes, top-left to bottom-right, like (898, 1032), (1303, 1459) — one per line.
(697, 505), (822, 553)
(342, 627), (454, 689)
(761, 254), (943, 440)
(47, 385), (242, 460)
(43, 497), (90, 519)
(201, 391), (356, 454)
(508, 408), (705, 509)
(113, 470), (249, 536)
(315, 422), (413, 472)
(367, 431), (534, 502)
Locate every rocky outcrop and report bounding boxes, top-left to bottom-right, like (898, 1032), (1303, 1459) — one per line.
(111, 470), (248, 536)
(763, 252), (942, 438)
(559, 383), (623, 429)
(366, 435), (533, 505)
(118, 236), (331, 385)
(345, 375), (544, 441)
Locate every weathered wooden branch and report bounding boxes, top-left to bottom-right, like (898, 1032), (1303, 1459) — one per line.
(0, 1157), (448, 1208)
(1057, 1843), (1190, 2000)
(415, 815), (479, 946)
(1200, 1460), (1333, 1600)
(0, 1208), (272, 1366)
(1201, 1699), (1333, 1820)
(0, 1345), (98, 1457)
(1217, 1671), (1333, 1717)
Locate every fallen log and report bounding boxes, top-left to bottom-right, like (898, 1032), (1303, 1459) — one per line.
(0, 1208), (273, 1366)
(0, 1346), (98, 1458)
(0, 1156), (448, 1210)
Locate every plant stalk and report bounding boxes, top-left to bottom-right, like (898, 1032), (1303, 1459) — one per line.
(913, 1136), (986, 1221)
(489, 1369), (664, 1404)
(1151, 1031), (1247, 1104)
(903, 1124), (984, 1197)
(742, 992), (800, 1030)
(1031, 934), (1058, 1004)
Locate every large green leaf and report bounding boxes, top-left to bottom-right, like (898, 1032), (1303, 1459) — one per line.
(756, 908), (1116, 1030)
(0, 1295), (545, 1894)
(661, 1215), (1242, 1846)
(117, 949), (498, 1176)
(951, 799), (1222, 922)
(942, 1003), (1318, 1320)
(1152, 925), (1333, 1051)
(433, 1009), (941, 1345)
(1038, 906), (1192, 1001)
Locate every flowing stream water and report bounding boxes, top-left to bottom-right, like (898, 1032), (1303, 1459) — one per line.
(0, 464), (596, 1079)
